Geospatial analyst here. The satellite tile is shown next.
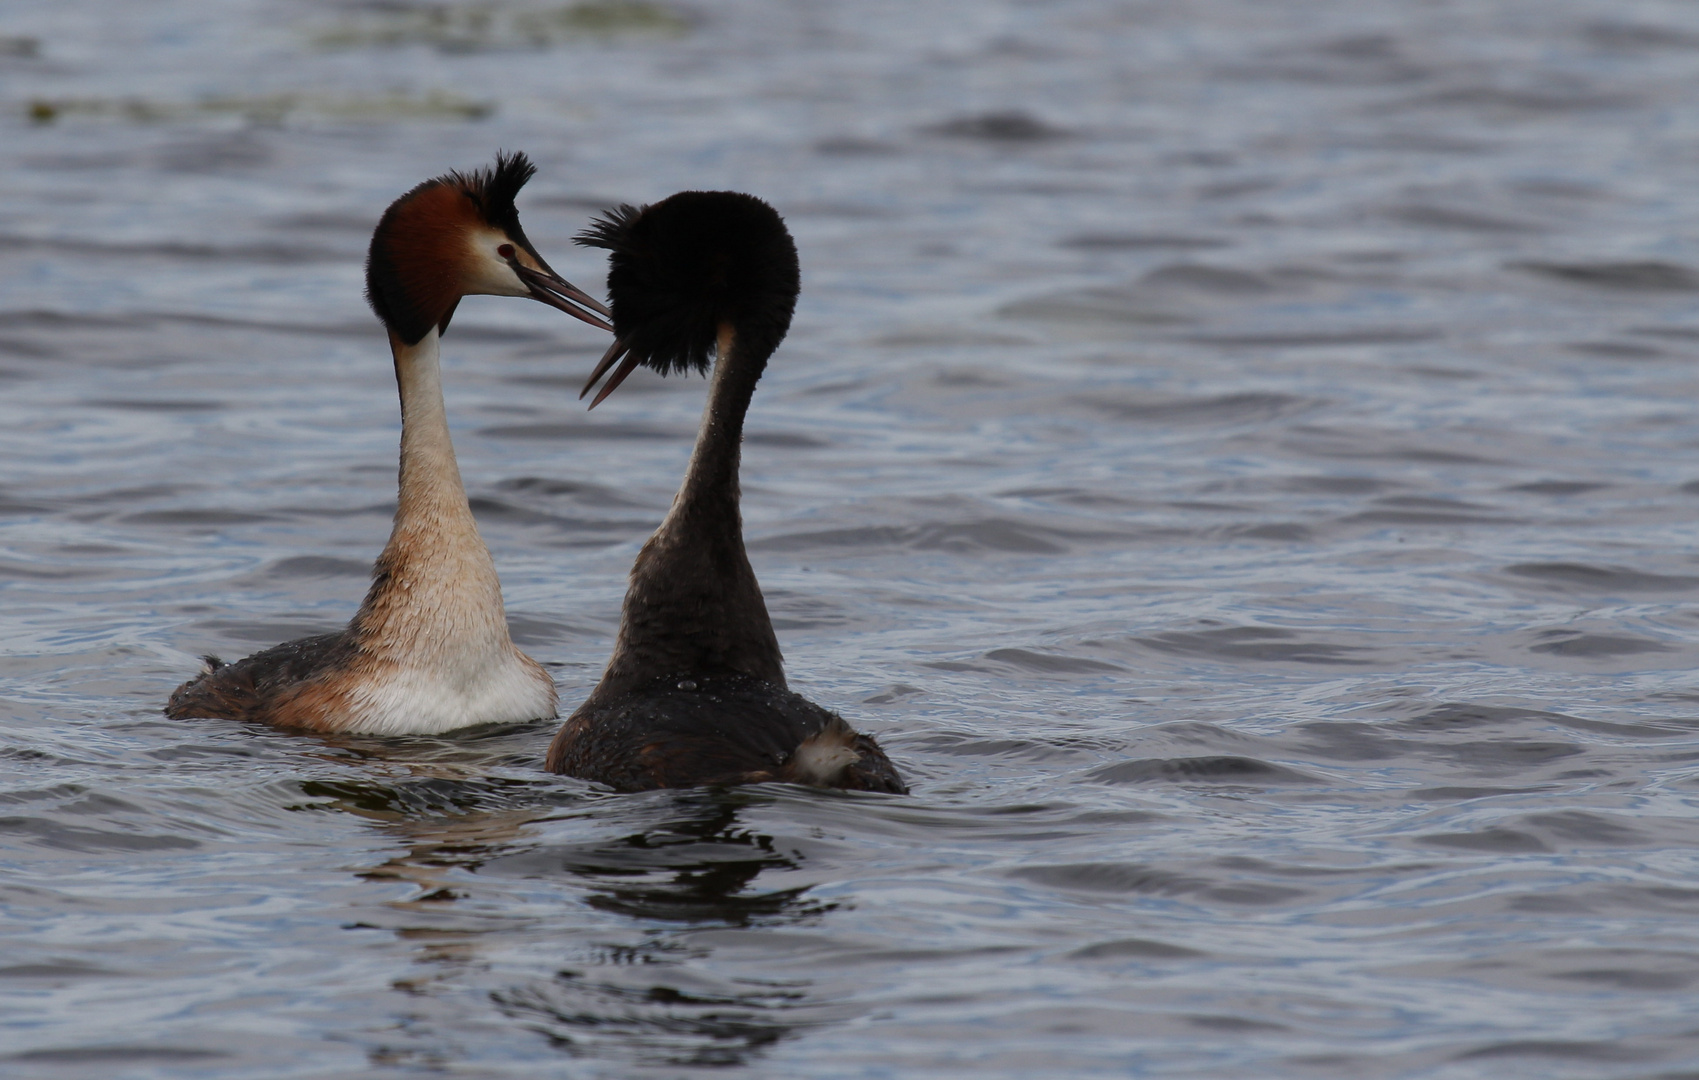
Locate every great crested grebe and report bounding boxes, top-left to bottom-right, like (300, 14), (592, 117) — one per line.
(167, 152), (611, 734)
(544, 191), (907, 793)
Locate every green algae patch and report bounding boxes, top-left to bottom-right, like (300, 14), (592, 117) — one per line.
(24, 91), (494, 127)
(312, 2), (694, 52)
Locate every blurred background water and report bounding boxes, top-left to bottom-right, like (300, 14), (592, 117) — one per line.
(4, 1), (1699, 1076)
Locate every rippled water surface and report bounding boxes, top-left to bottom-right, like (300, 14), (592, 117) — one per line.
(5, 1), (1699, 1076)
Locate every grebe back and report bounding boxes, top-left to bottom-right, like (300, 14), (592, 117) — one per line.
(167, 152), (611, 735)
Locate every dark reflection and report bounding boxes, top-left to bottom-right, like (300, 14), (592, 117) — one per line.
(518, 794), (835, 1066)
(492, 958), (813, 1068)
(296, 730), (828, 924)
(297, 773), (549, 821)
(486, 789), (835, 926)
(468, 793), (832, 1067)
(306, 753), (835, 1069)
(281, 720), (568, 823)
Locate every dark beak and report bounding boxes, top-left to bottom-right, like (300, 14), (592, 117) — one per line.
(579, 338), (642, 409)
(514, 263), (613, 332)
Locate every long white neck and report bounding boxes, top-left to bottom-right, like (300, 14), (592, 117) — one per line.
(354, 329), (513, 667)
(396, 329), (472, 530)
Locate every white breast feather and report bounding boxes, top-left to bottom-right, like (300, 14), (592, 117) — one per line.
(342, 650), (556, 735)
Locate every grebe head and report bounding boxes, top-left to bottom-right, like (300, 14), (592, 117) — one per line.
(365, 151), (612, 346)
(573, 191), (799, 407)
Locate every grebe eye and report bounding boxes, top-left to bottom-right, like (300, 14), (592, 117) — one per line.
(497, 243), (516, 260)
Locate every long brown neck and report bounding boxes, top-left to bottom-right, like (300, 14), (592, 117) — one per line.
(672, 325), (761, 517)
(591, 324), (784, 698)
(353, 329), (513, 665)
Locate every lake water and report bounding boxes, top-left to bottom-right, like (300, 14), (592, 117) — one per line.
(4, 1), (1699, 1076)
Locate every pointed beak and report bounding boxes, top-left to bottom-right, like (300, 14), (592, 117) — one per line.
(514, 263), (614, 332)
(580, 338), (642, 409)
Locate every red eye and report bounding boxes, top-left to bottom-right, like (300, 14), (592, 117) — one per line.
(497, 244), (515, 260)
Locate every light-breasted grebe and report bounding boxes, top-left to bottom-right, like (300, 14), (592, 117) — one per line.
(544, 191), (906, 793)
(167, 152), (611, 735)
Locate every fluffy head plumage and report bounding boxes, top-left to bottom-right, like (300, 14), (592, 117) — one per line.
(366, 151), (540, 345)
(575, 191), (799, 376)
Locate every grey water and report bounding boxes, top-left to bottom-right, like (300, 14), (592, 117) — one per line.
(3, 1), (1699, 1076)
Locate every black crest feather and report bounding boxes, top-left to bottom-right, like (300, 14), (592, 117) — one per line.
(454, 150), (536, 235)
(575, 191), (799, 377)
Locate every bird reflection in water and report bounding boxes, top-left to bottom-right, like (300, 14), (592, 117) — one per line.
(557, 792), (835, 924)
(490, 795), (832, 1068)
(302, 753), (833, 1068)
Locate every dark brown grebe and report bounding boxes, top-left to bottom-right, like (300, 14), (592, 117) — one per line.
(167, 153), (612, 734)
(544, 191), (906, 793)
